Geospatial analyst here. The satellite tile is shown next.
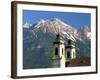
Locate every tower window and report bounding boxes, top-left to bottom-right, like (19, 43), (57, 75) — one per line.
(73, 52), (74, 57)
(73, 52), (75, 57)
(55, 48), (58, 55)
(68, 39), (71, 45)
(67, 51), (70, 58)
(62, 48), (63, 55)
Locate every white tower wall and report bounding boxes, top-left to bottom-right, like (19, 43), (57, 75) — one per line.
(59, 44), (66, 68)
(53, 39), (66, 68)
(71, 48), (76, 59)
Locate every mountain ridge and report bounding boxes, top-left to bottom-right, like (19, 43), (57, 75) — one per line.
(23, 18), (90, 42)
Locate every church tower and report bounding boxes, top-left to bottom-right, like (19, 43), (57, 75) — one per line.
(65, 39), (76, 62)
(53, 34), (66, 68)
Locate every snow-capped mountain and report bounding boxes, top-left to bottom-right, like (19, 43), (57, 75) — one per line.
(23, 22), (32, 28)
(78, 26), (91, 40)
(24, 18), (90, 42)
(23, 18), (91, 69)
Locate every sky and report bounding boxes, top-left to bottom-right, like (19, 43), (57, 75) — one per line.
(23, 10), (91, 29)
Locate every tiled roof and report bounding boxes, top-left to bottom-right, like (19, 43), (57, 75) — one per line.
(66, 57), (91, 67)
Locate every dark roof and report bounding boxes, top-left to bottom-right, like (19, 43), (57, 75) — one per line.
(56, 34), (62, 40)
(65, 45), (75, 49)
(53, 41), (64, 44)
(66, 57), (91, 67)
(67, 39), (75, 45)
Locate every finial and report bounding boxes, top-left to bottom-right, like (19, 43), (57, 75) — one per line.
(56, 34), (60, 39)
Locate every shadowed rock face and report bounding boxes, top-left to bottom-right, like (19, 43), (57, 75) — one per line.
(23, 18), (91, 69)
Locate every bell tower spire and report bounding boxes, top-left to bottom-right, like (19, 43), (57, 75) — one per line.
(65, 39), (76, 62)
(52, 33), (66, 68)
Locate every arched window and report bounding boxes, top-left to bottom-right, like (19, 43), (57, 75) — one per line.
(73, 52), (75, 57)
(73, 52), (74, 57)
(55, 48), (58, 55)
(62, 48), (63, 55)
(67, 51), (70, 58)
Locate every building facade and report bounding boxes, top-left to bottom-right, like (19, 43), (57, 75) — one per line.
(53, 34), (76, 68)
